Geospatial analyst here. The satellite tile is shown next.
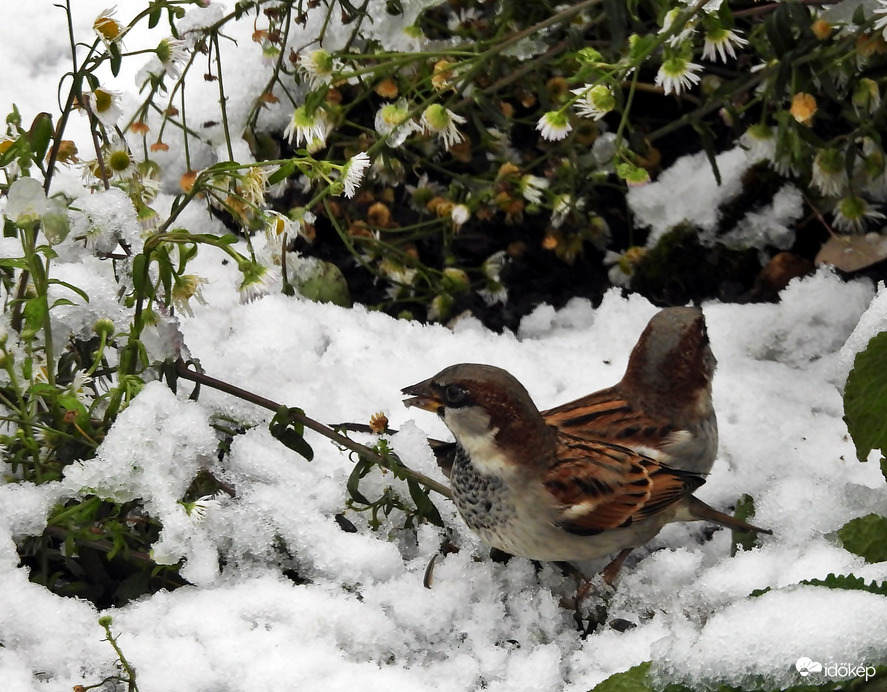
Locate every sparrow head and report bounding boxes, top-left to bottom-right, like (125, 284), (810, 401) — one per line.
(622, 307), (716, 405)
(402, 364), (555, 471)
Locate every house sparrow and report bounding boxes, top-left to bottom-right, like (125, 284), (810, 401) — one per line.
(543, 306), (717, 475)
(402, 362), (768, 564)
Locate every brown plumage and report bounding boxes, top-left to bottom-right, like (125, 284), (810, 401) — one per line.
(402, 310), (768, 566)
(544, 307), (718, 474)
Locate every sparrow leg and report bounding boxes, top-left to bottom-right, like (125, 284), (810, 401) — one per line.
(600, 547), (634, 585)
(571, 547), (633, 607)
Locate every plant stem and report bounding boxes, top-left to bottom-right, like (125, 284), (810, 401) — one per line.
(173, 359), (453, 499)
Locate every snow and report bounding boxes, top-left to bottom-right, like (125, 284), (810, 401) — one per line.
(3, 2), (887, 691)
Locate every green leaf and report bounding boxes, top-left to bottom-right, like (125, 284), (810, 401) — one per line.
(730, 494), (762, 556)
(267, 160), (297, 186)
(0, 136), (25, 168)
(799, 573), (887, 597)
(58, 395), (90, 427)
(0, 257), (29, 270)
(47, 278), (90, 303)
(131, 253), (149, 296)
(346, 458), (375, 506)
(590, 662), (652, 692)
(148, 3), (162, 28)
(269, 407), (314, 461)
(843, 331), (887, 463)
(27, 112), (54, 162)
(292, 260), (352, 307)
(838, 513), (887, 564)
(23, 295), (48, 333)
(109, 41), (122, 77)
(692, 123), (721, 186)
(406, 478), (444, 527)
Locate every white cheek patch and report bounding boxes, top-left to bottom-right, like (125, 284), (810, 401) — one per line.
(444, 406), (513, 477)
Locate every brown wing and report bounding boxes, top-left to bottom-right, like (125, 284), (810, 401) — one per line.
(543, 386), (677, 447)
(542, 435), (704, 536)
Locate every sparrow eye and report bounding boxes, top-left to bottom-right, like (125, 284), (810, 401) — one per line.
(444, 384), (468, 406)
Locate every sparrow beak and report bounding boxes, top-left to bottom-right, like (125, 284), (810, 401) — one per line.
(402, 379), (444, 413)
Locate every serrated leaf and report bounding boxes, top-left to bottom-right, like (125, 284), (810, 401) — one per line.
(838, 513), (887, 564)
(591, 662), (652, 692)
(800, 573), (887, 597)
(843, 331), (887, 463)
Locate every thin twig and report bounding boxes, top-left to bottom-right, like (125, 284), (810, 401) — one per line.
(173, 359), (453, 499)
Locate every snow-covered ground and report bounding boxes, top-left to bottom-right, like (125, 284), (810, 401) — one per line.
(2, 2), (887, 690)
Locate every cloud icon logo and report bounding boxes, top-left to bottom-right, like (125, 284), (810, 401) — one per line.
(796, 657), (823, 677)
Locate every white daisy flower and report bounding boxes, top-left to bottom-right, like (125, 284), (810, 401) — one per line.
(238, 261), (278, 303)
(536, 111), (572, 141)
(156, 38), (189, 78)
(739, 124), (776, 163)
(570, 84), (615, 120)
(342, 152), (370, 198)
(519, 175), (549, 204)
(283, 106), (330, 149)
(88, 87), (123, 127)
(655, 57), (702, 96)
(810, 149), (847, 197)
(832, 195), (885, 233)
(701, 27), (748, 63)
(374, 99), (422, 148)
(421, 105), (467, 149)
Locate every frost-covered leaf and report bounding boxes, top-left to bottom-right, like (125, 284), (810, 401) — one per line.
(843, 331), (887, 463)
(591, 662), (652, 692)
(293, 259), (351, 307)
(838, 513), (887, 564)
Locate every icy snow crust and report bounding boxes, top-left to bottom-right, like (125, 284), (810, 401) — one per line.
(2, 1), (887, 689)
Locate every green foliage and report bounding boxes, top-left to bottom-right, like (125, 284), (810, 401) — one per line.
(731, 494), (762, 556)
(799, 573), (887, 597)
(843, 331), (887, 465)
(838, 514), (887, 565)
(590, 662), (653, 692)
(269, 406), (315, 461)
(841, 331), (887, 566)
(345, 438), (444, 531)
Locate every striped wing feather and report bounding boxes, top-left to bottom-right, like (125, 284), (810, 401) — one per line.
(542, 436), (704, 536)
(543, 386), (676, 446)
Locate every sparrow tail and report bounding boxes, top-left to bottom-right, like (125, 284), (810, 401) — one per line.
(685, 496), (773, 535)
